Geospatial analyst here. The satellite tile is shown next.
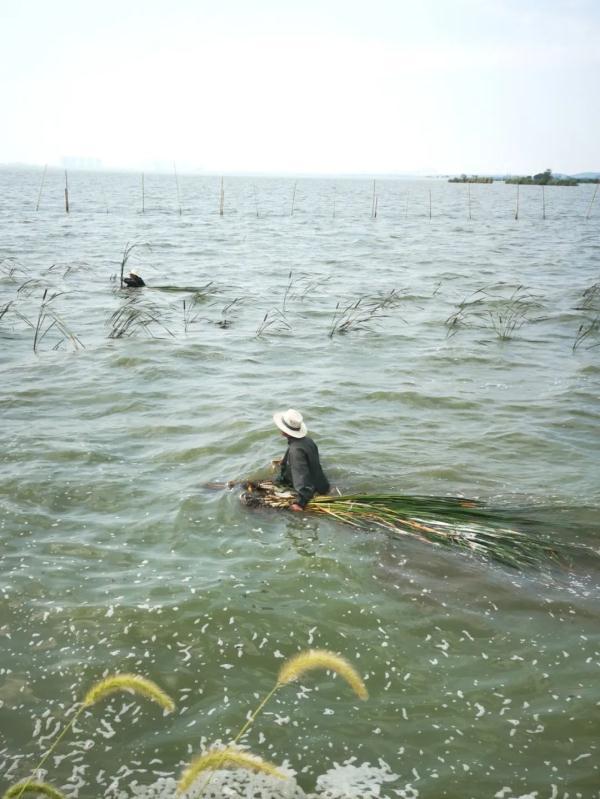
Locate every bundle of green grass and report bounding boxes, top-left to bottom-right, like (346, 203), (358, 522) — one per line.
(240, 481), (560, 570)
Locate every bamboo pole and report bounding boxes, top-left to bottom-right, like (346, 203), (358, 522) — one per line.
(542, 185), (546, 220)
(141, 173), (145, 213)
(373, 195), (378, 219)
(586, 183), (598, 219)
(291, 181), (297, 216)
(253, 183), (260, 218)
(173, 161), (182, 215)
(35, 164), (47, 212)
(64, 170), (70, 213)
(514, 183), (519, 220)
(219, 176), (224, 216)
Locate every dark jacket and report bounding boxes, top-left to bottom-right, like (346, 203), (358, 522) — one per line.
(124, 274), (145, 287)
(277, 435), (330, 508)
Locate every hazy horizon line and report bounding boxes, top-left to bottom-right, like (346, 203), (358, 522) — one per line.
(2, 162), (599, 180)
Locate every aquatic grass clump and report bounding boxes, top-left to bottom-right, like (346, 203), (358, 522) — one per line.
(32, 289), (84, 353)
(0, 258), (28, 282)
(255, 308), (291, 337)
(81, 673), (175, 711)
(573, 314), (600, 351)
(329, 289), (406, 337)
(277, 649), (368, 700)
(178, 747), (285, 794)
(3, 781), (65, 799)
(446, 284), (543, 340)
(108, 297), (174, 338)
(575, 281), (600, 312)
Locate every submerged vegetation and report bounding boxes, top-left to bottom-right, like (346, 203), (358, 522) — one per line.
(572, 281), (600, 350)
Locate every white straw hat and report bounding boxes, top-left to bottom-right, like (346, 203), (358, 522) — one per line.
(129, 270), (139, 276)
(273, 408), (307, 438)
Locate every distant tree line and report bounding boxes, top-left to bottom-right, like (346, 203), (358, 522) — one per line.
(449, 169), (599, 186)
(448, 175), (494, 183)
(505, 169), (578, 186)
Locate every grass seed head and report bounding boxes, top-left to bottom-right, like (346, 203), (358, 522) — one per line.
(277, 649), (368, 700)
(177, 747), (285, 794)
(3, 781), (66, 799)
(81, 673), (175, 712)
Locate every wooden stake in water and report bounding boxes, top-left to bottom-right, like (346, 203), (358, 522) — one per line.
(253, 183), (260, 218)
(586, 183), (598, 219)
(542, 185), (546, 220)
(219, 177), (224, 216)
(291, 181), (297, 216)
(173, 161), (182, 215)
(35, 164), (47, 212)
(141, 173), (145, 214)
(64, 170), (70, 213)
(374, 195), (378, 219)
(514, 183), (519, 221)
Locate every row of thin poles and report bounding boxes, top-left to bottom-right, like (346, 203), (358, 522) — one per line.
(34, 166), (600, 221)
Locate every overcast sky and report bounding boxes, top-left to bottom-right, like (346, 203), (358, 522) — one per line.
(1, 0), (598, 174)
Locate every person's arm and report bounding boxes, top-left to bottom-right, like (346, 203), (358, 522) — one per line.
(274, 450), (288, 485)
(288, 446), (315, 509)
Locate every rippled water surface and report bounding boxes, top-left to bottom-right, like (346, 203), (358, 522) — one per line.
(1, 168), (599, 798)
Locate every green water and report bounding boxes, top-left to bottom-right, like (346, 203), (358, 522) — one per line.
(0, 168), (599, 798)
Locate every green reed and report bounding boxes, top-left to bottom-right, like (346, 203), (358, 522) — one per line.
(446, 284), (543, 340)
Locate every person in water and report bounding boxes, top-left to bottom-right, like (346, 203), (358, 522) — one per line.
(273, 409), (330, 512)
(123, 270), (145, 288)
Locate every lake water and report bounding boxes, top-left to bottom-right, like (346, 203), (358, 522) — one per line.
(0, 167), (599, 799)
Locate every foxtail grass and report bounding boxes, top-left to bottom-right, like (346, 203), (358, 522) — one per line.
(81, 673), (175, 711)
(178, 646), (366, 795)
(8, 673), (173, 799)
(3, 781), (65, 799)
(178, 747), (285, 794)
(277, 649), (368, 699)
